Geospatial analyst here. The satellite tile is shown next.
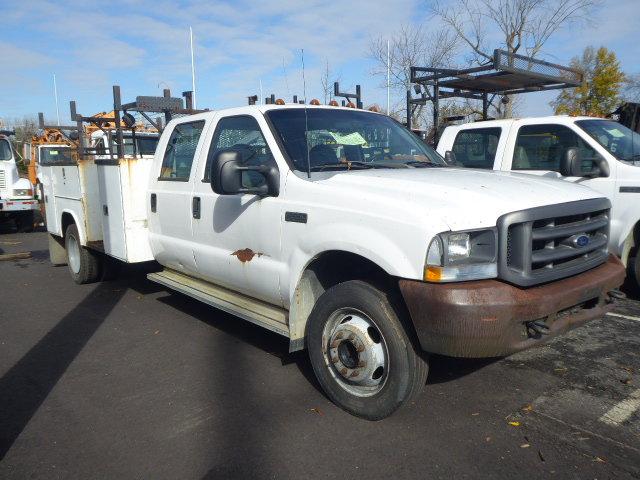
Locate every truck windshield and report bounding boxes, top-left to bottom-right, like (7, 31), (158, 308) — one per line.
(266, 108), (445, 172)
(576, 120), (640, 166)
(0, 139), (13, 161)
(40, 146), (73, 164)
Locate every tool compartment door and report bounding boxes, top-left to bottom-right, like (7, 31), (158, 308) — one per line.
(97, 162), (127, 260)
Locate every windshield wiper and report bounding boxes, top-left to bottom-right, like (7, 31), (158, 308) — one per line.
(402, 160), (446, 168)
(309, 161), (412, 171)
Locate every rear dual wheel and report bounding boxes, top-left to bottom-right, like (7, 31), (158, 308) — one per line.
(65, 224), (100, 284)
(307, 280), (428, 420)
(632, 254), (640, 292)
(65, 224), (122, 284)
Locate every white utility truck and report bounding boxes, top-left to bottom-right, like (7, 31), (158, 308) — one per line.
(437, 116), (640, 289)
(45, 104), (625, 419)
(0, 130), (38, 232)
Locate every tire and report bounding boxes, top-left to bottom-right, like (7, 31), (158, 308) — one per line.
(65, 224), (101, 284)
(15, 211), (34, 233)
(632, 254), (640, 292)
(307, 280), (428, 420)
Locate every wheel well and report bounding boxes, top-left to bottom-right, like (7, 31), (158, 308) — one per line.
(306, 250), (392, 291)
(289, 251), (400, 351)
(61, 212), (75, 237)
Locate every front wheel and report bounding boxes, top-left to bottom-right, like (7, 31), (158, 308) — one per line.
(307, 280), (428, 420)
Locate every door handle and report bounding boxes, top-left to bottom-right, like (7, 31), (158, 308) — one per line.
(192, 196), (201, 219)
(150, 193), (157, 213)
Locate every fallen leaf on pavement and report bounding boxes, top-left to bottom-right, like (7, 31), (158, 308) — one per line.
(520, 444), (530, 448)
(594, 456), (606, 463)
(521, 404), (533, 412)
(508, 421), (520, 427)
(309, 408), (323, 416)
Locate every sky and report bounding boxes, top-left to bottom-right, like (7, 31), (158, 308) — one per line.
(1, 0), (638, 126)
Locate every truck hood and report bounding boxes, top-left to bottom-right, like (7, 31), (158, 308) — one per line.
(316, 167), (604, 231)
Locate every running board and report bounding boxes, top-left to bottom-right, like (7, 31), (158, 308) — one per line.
(147, 269), (289, 338)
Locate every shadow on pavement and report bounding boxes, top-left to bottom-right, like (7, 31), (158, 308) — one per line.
(0, 282), (127, 460)
(156, 291), (325, 396)
(427, 355), (499, 385)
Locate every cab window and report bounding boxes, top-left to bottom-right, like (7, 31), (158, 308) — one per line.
(159, 121), (205, 180)
(451, 128), (501, 169)
(204, 116), (275, 188)
(512, 124), (599, 174)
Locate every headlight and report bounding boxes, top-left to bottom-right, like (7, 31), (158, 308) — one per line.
(13, 188), (33, 197)
(424, 229), (497, 282)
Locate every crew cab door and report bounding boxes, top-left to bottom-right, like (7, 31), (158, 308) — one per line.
(148, 119), (207, 275)
(191, 114), (283, 306)
(501, 123), (616, 199)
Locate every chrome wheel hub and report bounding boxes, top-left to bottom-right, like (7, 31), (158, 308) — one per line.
(68, 235), (81, 274)
(322, 309), (388, 397)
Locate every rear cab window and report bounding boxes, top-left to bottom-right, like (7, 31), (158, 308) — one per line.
(39, 146), (74, 165)
(451, 128), (501, 169)
(159, 120), (205, 181)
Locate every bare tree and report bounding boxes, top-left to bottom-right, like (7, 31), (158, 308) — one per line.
(320, 59), (341, 104)
(624, 74), (640, 103)
(430, 0), (598, 116)
(369, 25), (459, 128)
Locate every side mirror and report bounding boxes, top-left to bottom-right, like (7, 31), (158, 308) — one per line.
(210, 149), (279, 197)
(560, 147), (584, 177)
(444, 150), (457, 165)
(560, 147), (610, 178)
(592, 155), (610, 178)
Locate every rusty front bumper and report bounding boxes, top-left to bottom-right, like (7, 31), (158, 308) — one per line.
(399, 255), (625, 358)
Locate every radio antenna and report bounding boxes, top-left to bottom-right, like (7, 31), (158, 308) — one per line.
(301, 49), (311, 178)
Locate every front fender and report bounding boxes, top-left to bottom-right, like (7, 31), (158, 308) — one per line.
(13, 177), (33, 193)
(286, 221), (427, 308)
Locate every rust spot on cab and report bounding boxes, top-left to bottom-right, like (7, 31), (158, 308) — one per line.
(231, 248), (264, 263)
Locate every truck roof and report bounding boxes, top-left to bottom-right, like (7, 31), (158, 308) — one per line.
(444, 115), (606, 131)
(166, 104), (383, 124)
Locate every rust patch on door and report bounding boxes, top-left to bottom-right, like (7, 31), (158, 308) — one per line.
(231, 248), (264, 263)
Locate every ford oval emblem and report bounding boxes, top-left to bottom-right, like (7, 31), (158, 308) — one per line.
(575, 234), (590, 247)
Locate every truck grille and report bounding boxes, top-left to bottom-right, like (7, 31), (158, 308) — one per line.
(498, 198), (610, 287)
(0, 171), (5, 190)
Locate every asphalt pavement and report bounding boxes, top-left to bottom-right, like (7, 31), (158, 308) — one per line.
(1, 230), (639, 479)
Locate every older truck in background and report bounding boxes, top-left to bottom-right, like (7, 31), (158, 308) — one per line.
(44, 103), (625, 419)
(0, 130), (38, 232)
(437, 116), (640, 290)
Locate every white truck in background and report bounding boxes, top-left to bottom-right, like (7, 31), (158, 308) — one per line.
(437, 116), (640, 290)
(44, 102), (625, 419)
(0, 130), (38, 232)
